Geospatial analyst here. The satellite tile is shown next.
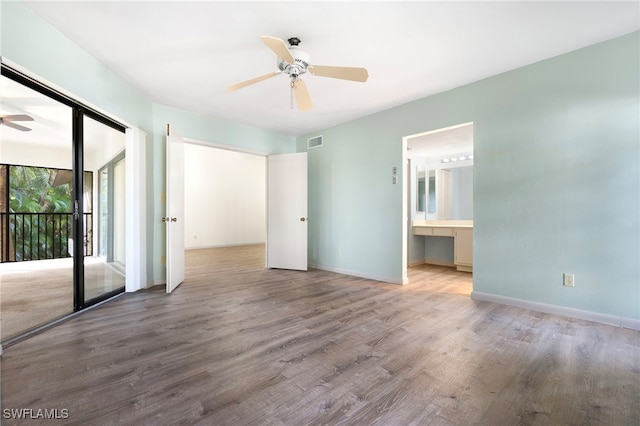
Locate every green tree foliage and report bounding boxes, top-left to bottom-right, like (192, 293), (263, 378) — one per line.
(8, 166), (72, 261)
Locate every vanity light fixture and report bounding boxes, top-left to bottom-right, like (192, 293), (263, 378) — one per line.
(441, 154), (473, 163)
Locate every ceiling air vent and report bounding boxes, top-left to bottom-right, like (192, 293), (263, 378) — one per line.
(307, 135), (323, 149)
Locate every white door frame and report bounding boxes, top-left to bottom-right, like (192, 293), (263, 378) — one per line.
(125, 127), (147, 292)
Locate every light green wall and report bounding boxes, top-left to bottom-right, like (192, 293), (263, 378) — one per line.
(298, 31), (640, 321)
(1, 1), (296, 285)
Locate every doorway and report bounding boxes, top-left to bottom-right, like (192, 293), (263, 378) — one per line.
(183, 142), (267, 252)
(402, 122), (474, 283)
(172, 138), (308, 288)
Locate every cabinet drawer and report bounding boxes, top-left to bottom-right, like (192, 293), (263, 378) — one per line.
(413, 227), (432, 236)
(432, 227), (453, 237)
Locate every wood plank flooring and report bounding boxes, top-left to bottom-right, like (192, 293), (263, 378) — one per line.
(1, 257), (125, 340)
(1, 245), (639, 425)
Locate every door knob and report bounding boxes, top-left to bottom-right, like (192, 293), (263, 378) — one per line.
(300, 217), (306, 222)
(171, 217), (177, 222)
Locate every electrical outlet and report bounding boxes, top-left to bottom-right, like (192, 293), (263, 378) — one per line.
(563, 273), (575, 287)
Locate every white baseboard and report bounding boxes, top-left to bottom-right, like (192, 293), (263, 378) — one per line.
(409, 259), (457, 268)
(471, 291), (640, 330)
(309, 263), (404, 285)
(185, 242), (264, 250)
(423, 259), (456, 267)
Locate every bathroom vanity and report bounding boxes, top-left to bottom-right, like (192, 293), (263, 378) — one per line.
(412, 220), (473, 272)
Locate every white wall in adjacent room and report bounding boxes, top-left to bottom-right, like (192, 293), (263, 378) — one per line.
(184, 144), (266, 249)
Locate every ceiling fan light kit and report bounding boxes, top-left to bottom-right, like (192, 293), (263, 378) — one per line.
(227, 36), (368, 111)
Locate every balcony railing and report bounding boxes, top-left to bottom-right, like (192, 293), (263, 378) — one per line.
(0, 212), (93, 262)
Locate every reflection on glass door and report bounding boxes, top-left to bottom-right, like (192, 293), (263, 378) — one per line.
(1, 66), (128, 344)
(0, 73), (74, 341)
(84, 117), (126, 303)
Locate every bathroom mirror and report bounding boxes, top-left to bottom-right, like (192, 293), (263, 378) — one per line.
(427, 170), (436, 214)
(416, 165), (426, 212)
(426, 166), (473, 220)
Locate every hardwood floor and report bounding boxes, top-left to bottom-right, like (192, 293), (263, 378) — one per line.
(1, 245), (639, 425)
(1, 257), (125, 340)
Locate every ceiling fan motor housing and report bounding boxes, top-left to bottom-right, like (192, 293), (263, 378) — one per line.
(278, 46), (310, 78)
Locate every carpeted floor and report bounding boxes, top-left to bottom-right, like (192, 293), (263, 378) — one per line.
(0, 257), (124, 340)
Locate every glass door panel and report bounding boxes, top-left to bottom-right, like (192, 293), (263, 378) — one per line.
(0, 73), (74, 340)
(83, 116), (125, 303)
(112, 157), (126, 268)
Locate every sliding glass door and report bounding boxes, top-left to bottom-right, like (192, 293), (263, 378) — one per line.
(0, 65), (126, 343)
(85, 117), (126, 303)
(0, 73), (75, 341)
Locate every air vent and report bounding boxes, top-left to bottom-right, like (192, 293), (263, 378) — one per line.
(307, 135), (323, 149)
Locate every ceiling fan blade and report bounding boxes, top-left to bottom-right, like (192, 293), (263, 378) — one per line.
(260, 36), (295, 64)
(293, 79), (313, 112)
(309, 65), (369, 82)
(1, 120), (32, 131)
(1, 114), (34, 122)
(227, 72), (280, 92)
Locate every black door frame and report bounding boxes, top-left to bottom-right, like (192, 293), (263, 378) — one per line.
(1, 64), (126, 313)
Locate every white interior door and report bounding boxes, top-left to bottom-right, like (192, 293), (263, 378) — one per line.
(166, 124), (185, 293)
(267, 152), (308, 271)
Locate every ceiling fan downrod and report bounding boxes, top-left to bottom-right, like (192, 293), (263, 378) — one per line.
(290, 84), (294, 110)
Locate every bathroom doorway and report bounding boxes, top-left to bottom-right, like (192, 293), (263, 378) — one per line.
(402, 122), (474, 283)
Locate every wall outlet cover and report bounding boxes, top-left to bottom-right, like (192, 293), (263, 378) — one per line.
(563, 273), (575, 287)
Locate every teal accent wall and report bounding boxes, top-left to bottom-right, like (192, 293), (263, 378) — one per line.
(1, 2), (296, 285)
(299, 31), (639, 320)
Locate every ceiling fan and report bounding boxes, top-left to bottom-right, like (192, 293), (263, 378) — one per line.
(0, 114), (34, 132)
(227, 36), (368, 111)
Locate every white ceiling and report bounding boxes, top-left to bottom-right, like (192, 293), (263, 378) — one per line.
(19, 1), (640, 137)
(407, 122), (474, 161)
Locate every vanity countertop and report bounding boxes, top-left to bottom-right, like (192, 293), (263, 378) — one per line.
(412, 220), (473, 229)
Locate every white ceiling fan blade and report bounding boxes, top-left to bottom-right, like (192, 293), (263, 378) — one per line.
(1, 120), (32, 131)
(1, 114), (34, 122)
(309, 65), (369, 82)
(227, 72), (280, 92)
(260, 36), (295, 64)
(293, 79), (313, 112)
